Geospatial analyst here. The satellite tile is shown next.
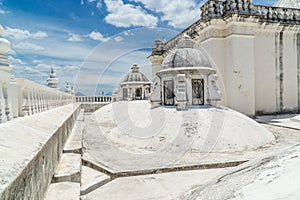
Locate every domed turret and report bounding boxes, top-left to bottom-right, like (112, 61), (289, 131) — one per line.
(155, 34), (221, 109)
(162, 34), (211, 69)
(112, 64), (151, 102)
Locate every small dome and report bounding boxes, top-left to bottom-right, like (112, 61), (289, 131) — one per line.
(274, 0), (300, 8)
(121, 64), (150, 83)
(162, 34), (211, 69)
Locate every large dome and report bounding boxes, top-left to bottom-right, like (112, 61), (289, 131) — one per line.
(121, 64), (149, 83)
(274, 0), (300, 8)
(162, 34), (211, 69)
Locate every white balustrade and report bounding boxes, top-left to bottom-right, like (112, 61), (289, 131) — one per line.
(75, 95), (111, 103)
(0, 74), (74, 123)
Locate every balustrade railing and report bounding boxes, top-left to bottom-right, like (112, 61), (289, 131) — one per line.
(0, 73), (74, 123)
(75, 96), (111, 103)
(164, 0), (300, 52)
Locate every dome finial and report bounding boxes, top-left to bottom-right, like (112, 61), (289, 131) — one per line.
(131, 63), (139, 72)
(177, 34), (195, 48)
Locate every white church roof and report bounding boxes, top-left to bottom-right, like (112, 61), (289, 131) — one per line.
(162, 34), (211, 69)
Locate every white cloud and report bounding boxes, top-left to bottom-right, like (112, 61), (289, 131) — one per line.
(131, 0), (203, 28)
(114, 36), (123, 42)
(68, 33), (83, 42)
(8, 56), (26, 64)
(87, 31), (109, 42)
(14, 42), (44, 51)
(0, 9), (7, 14)
(3, 27), (48, 40)
(104, 0), (158, 28)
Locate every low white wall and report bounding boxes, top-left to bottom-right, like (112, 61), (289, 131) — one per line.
(0, 103), (81, 200)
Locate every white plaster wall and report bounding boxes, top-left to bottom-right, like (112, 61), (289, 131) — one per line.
(200, 38), (227, 106)
(254, 31), (278, 114)
(224, 35), (255, 116)
(282, 31), (298, 111)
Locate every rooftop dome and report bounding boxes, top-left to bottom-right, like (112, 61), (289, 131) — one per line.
(274, 0), (300, 8)
(162, 34), (211, 69)
(121, 64), (150, 83)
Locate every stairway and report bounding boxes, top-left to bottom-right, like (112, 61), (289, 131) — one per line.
(44, 109), (111, 200)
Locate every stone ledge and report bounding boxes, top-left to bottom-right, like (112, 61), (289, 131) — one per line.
(80, 166), (110, 195)
(53, 153), (81, 183)
(0, 103), (81, 200)
(63, 120), (83, 154)
(45, 182), (80, 200)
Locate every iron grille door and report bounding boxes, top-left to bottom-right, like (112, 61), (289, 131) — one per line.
(163, 80), (174, 105)
(192, 79), (204, 105)
(135, 88), (142, 100)
(123, 88), (128, 100)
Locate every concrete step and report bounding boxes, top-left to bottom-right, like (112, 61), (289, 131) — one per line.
(63, 121), (83, 154)
(80, 166), (111, 195)
(77, 109), (84, 121)
(44, 182), (80, 200)
(52, 153), (81, 183)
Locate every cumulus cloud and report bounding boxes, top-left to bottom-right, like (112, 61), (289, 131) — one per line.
(131, 0), (203, 28)
(3, 27), (48, 40)
(8, 56), (26, 65)
(14, 42), (44, 51)
(68, 33), (83, 42)
(104, 0), (158, 28)
(87, 31), (109, 42)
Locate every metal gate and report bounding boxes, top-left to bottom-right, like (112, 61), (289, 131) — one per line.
(192, 79), (204, 105)
(123, 88), (128, 100)
(135, 87), (142, 100)
(163, 80), (174, 105)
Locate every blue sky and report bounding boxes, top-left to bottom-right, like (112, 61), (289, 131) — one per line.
(0, 0), (276, 95)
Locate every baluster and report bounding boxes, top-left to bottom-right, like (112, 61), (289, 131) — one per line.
(231, 0), (238, 12)
(2, 82), (10, 121)
(21, 88), (28, 116)
(294, 11), (300, 22)
(237, 0), (243, 12)
(278, 8), (284, 21)
(0, 82), (2, 123)
(30, 91), (34, 114)
(248, 0), (253, 12)
(37, 92), (41, 113)
(272, 9), (278, 22)
(284, 9), (288, 21)
(267, 8), (273, 21)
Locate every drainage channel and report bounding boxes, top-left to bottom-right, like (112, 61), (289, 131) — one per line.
(82, 159), (248, 180)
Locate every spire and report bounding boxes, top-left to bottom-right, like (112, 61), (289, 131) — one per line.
(65, 82), (72, 94)
(47, 67), (58, 89)
(151, 33), (163, 56)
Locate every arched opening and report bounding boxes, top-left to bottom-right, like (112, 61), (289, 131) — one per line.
(135, 87), (142, 100)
